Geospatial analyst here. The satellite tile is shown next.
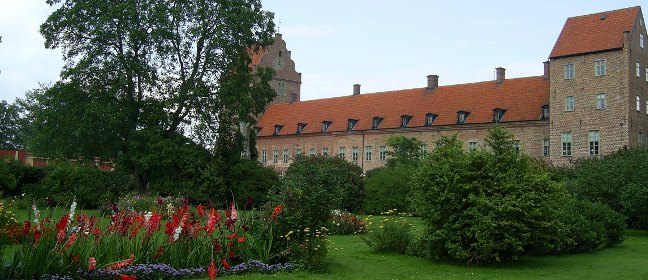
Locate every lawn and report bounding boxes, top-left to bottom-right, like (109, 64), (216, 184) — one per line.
(217, 230), (648, 280)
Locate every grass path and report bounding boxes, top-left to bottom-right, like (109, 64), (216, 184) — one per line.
(215, 230), (648, 280)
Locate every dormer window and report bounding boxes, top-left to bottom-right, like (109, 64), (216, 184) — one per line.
(457, 111), (469, 124)
(297, 123), (307, 134)
(254, 127), (262, 135)
(372, 117), (383, 129)
(273, 125), (284, 135)
(347, 119), (358, 131)
(425, 113), (437, 126)
(493, 108), (506, 123)
(321, 121), (332, 133)
(400, 115), (413, 128)
(541, 105), (550, 120)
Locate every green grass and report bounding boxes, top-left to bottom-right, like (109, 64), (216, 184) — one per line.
(211, 230), (648, 280)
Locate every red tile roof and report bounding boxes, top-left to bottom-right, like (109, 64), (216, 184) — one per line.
(256, 76), (549, 137)
(549, 6), (640, 59)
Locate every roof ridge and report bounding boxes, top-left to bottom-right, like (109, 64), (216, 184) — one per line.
(566, 6), (639, 20)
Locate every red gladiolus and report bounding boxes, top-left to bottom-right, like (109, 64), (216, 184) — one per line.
(154, 246), (165, 259)
(237, 236), (246, 243)
(227, 233), (238, 240)
(120, 275), (136, 280)
(272, 204), (285, 219)
(197, 205), (205, 216)
(108, 254), (135, 270)
(56, 230), (66, 244)
(229, 250), (235, 257)
(34, 229), (41, 243)
(64, 233), (77, 250)
(212, 239), (222, 252)
(88, 257), (97, 272)
(71, 254), (79, 264)
(23, 221), (30, 236)
(208, 261), (218, 279)
(55, 214), (69, 233)
(221, 258), (230, 269)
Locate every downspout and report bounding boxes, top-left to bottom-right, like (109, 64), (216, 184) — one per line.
(361, 130), (365, 173)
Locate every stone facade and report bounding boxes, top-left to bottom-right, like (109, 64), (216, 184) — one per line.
(252, 34), (302, 104)
(255, 6), (648, 174)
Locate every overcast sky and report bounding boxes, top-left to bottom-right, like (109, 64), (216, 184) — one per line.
(0, 1), (645, 103)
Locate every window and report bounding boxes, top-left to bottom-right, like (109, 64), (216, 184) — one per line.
(419, 144), (428, 155)
(277, 82), (286, 96)
(379, 146), (387, 161)
(372, 117), (383, 129)
(272, 149), (279, 163)
(365, 146), (372, 161)
(322, 147), (329, 157)
(261, 149), (267, 163)
(513, 140), (520, 152)
(588, 130), (600, 156)
(641, 33), (645, 48)
(493, 108), (505, 123)
(278, 171), (285, 179)
(640, 132), (644, 145)
(564, 64), (574, 80)
(561, 132), (572, 156)
(283, 149), (289, 163)
(637, 95), (641, 111)
(646, 100), (648, 115)
(457, 111), (469, 124)
(308, 148), (316, 157)
(565, 96), (574, 111)
(352, 147), (359, 162)
(425, 113), (437, 126)
(595, 94), (606, 109)
(646, 67), (648, 82)
(595, 60), (607, 76)
(543, 139), (550, 157)
(296, 148), (302, 157)
(541, 105), (550, 120)
(468, 141), (477, 151)
(273, 125), (283, 135)
(338, 147), (346, 160)
(637, 62), (641, 78)
(347, 119), (358, 131)
(297, 123), (307, 134)
(321, 121), (332, 133)
(254, 127), (262, 135)
(400, 115), (412, 128)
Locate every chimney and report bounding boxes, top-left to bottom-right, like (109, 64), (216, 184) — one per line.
(543, 61), (550, 80)
(353, 84), (361, 96)
(495, 67), (506, 85)
(426, 75), (439, 91)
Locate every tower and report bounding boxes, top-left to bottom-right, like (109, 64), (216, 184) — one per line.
(250, 34), (302, 104)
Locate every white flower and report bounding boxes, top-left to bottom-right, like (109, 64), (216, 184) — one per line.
(144, 211), (153, 223)
(67, 199), (77, 231)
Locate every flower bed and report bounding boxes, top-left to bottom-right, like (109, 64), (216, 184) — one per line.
(1, 200), (291, 279)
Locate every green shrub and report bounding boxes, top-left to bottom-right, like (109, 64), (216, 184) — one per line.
(412, 128), (567, 264)
(0, 158), (18, 197)
(328, 210), (366, 235)
(361, 210), (414, 254)
(568, 148), (648, 229)
(227, 160), (280, 209)
(362, 166), (413, 214)
(556, 198), (626, 253)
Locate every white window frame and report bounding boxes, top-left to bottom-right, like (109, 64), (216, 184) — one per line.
(261, 149), (267, 163)
(594, 60), (606, 76)
(564, 63), (575, 80)
(272, 149), (279, 163)
(277, 82), (286, 96)
(468, 141), (477, 151)
(565, 96), (575, 111)
(645, 67), (648, 82)
(322, 147), (329, 157)
(588, 130), (600, 156)
(365, 146), (372, 161)
(296, 148), (302, 157)
(352, 147), (359, 162)
(641, 33), (645, 48)
(637, 62), (641, 78)
(283, 148), (289, 163)
(561, 132), (572, 156)
(595, 94), (606, 109)
(338, 147), (346, 160)
(379, 146), (387, 161)
(637, 95), (641, 111)
(543, 139), (550, 157)
(308, 148), (316, 157)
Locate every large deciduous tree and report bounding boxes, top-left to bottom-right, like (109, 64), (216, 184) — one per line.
(0, 100), (25, 150)
(38, 0), (276, 191)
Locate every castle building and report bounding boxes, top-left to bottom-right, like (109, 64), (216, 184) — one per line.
(252, 6), (648, 174)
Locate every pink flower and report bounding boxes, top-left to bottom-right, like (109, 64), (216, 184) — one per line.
(208, 261), (218, 279)
(88, 257), (97, 272)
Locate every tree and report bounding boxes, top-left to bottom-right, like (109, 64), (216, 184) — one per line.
(385, 135), (424, 167)
(0, 100), (25, 150)
(39, 0), (276, 191)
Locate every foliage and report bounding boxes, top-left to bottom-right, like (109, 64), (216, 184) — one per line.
(0, 157), (18, 196)
(226, 160), (280, 209)
(361, 210), (414, 255)
(411, 127), (567, 264)
(362, 165), (413, 214)
(0, 100), (26, 150)
(385, 135), (424, 167)
(567, 148), (648, 229)
(35, 0), (276, 191)
(0, 202), (20, 249)
(555, 198), (626, 254)
(9, 201), (287, 279)
(328, 210), (366, 235)
(31, 160), (132, 209)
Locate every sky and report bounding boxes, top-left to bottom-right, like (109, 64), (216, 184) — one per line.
(0, 1), (645, 103)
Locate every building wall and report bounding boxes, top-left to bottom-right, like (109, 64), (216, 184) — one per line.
(256, 121), (549, 173)
(255, 34), (302, 104)
(628, 11), (648, 148)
